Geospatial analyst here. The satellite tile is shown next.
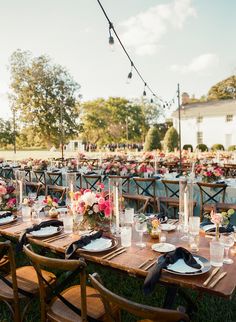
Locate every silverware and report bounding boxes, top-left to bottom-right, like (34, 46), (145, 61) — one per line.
(138, 257), (154, 269)
(209, 272), (227, 288)
(106, 249), (126, 260)
(144, 261), (156, 271)
(102, 247), (125, 259)
(203, 267), (220, 286)
(42, 233), (69, 243)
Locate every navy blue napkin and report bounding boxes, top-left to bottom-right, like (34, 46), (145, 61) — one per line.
(143, 247), (201, 295)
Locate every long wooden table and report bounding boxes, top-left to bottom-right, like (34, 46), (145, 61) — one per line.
(0, 218), (235, 301)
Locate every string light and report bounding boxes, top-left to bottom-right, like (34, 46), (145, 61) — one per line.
(126, 62), (134, 84)
(97, 0), (177, 107)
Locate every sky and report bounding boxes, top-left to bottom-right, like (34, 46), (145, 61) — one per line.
(0, 0), (235, 120)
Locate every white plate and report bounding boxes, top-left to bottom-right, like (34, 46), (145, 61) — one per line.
(161, 224), (176, 231)
(0, 214), (16, 225)
(152, 243), (176, 253)
(201, 224), (215, 232)
(165, 255), (211, 276)
(29, 226), (62, 238)
(82, 237), (112, 252)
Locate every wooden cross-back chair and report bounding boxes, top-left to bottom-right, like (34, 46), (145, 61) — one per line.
(159, 179), (180, 218)
(89, 273), (189, 322)
(23, 245), (106, 322)
(45, 185), (67, 205)
(0, 241), (56, 322)
(47, 172), (63, 186)
(81, 174), (102, 191)
(196, 182), (236, 220)
(25, 181), (43, 197)
(223, 164), (236, 178)
(33, 170), (47, 190)
(123, 177), (159, 213)
(23, 169), (32, 182)
(1, 167), (14, 181)
(109, 175), (131, 194)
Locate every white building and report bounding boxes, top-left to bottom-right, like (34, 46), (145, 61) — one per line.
(172, 99), (236, 149)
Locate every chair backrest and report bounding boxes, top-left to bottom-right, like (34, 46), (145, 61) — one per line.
(197, 182), (227, 219)
(23, 244), (88, 322)
(133, 177), (157, 198)
(162, 180), (180, 199)
(45, 185), (67, 203)
(46, 172), (63, 186)
(82, 175), (102, 191)
(33, 171), (46, 185)
(0, 241), (21, 321)
(89, 273), (189, 322)
(25, 182), (42, 197)
(109, 175), (130, 193)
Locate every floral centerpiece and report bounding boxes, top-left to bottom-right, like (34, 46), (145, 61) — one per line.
(0, 180), (17, 211)
(209, 209), (234, 240)
(71, 183), (112, 229)
(195, 164), (223, 183)
(43, 196), (59, 208)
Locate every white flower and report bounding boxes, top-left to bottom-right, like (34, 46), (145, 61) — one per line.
(81, 191), (98, 206)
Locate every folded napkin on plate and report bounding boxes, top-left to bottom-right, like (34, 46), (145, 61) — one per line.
(65, 230), (103, 259)
(201, 221), (234, 233)
(84, 171), (98, 175)
(17, 219), (63, 251)
(143, 247), (201, 295)
(0, 212), (13, 220)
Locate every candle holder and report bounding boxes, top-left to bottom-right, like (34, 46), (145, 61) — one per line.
(179, 178), (194, 241)
(66, 172), (77, 207)
(109, 177), (122, 236)
(15, 170), (26, 207)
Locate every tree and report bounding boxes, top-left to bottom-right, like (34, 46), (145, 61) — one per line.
(9, 49), (81, 147)
(208, 75), (236, 100)
(163, 126), (179, 151)
(0, 118), (15, 147)
(79, 97), (149, 145)
(144, 126), (161, 151)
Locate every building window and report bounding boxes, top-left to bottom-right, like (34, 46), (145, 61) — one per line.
(197, 132), (203, 144)
(196, 116), (203, 123)
(226, 114), (233, 122)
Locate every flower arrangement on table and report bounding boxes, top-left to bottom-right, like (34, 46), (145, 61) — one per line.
(208, 209), (234, 240)
(0, 180), (17, 211)
(136, 163), (154, 177)
(22, 197), (35, 207)
(32, 159), (48, 171)
(43, 196), (59, 208)
(70, 183), (112, 229)
(147, 218), (161, 239)
(195, 164), (223, 183)
(102, 161), (123, 175)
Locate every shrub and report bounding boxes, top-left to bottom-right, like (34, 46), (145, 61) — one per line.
(211, 144), (225, 151)
(196, 144), (208, 152)
(228, 145), (236, 151)
(144, 126), (161, 151)
(163, 126), (179, 151)
(183, 144), (193, 152)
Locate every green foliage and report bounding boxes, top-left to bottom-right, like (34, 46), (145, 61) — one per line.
(9, 49), (80, 148)
(208, 75), (236, 100)
(79, 97), (149, 145)
(183, 144), (193, 152)
(144, 126), (161, 151)
(16, 126), (46, 148)
(228, 145), (236, 151)
(0, 118), (15, 147)
(163, 126), (179, 151)
(196, 144), (208, 152)
(211, 144), (225, 151)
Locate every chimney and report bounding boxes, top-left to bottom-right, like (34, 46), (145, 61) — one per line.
(181, 92), (190, 105)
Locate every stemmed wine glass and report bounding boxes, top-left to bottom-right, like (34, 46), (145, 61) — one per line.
(135, 218), (147, 248)
(220, 233), (234, 264)
(32, 199), (44, 223)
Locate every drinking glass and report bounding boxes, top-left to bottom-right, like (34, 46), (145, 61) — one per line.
(63, 214), (73, 233)
(28, 192), (37, 201)
(135, 220), (147, 248)
(220, 233), (234, 264)
(33, 200), (44, 223)
(188, 217), (200, 252)
(21, 205), (31, 223)
(210, 239), (224, 267)
(120, 226), (132, 247)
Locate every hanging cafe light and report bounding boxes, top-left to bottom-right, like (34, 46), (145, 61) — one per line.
(143, 83), (147, 96)
(126, 61), (134, 84)
(108, 22), (114, 50)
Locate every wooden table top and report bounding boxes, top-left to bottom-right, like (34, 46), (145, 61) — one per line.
(0, 218), (235, 300)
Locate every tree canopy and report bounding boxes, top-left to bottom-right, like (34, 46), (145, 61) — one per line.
(163, 126), (179, 151)
(9, 49), (81, 147)
(208, 75), (236, 100)
(0, 119), (14, 147)
(79, 97), (161, 145)
(144, 126), (161, 151)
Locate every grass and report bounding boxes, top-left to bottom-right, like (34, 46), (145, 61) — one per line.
(0, 242), (236, 322)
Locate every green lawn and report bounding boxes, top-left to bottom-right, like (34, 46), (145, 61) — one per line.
(0, 243), (236, 322)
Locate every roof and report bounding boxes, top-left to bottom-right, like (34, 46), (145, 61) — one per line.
(172, 99), (236, 118)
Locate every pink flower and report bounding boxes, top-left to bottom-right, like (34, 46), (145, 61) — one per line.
(210, 211), (223, 225)
(93, 204), (99, 213)
(0, 185), (7, 196)
(104, 206), (111, 217)
(97, 182), (105, 190)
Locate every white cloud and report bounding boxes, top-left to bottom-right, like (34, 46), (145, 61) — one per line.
(170, 53), (219, 73)
(119, 0), (196, 56)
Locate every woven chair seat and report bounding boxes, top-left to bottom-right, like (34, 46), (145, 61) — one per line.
(0, 266), (55, 300)
(48, 285), (105, 322)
